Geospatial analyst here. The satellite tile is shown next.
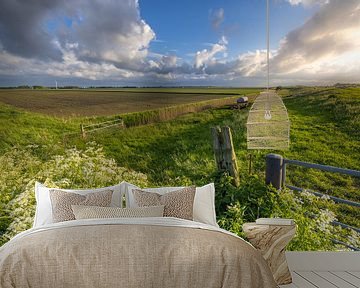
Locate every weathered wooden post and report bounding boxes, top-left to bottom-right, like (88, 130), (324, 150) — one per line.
(265, 154), (283, 189)
(211, 126), (240, 187)
(248, 153), (253, 175)
(80, 124), (86, 139)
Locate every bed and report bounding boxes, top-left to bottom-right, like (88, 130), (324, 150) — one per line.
(0, 182), (277, 288)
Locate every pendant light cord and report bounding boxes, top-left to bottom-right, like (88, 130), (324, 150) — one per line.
(267, 0), (269, 93)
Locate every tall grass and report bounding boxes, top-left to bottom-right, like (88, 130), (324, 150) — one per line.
(88, 94), (258, 128)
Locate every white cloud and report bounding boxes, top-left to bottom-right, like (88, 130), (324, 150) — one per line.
(0, 0), (155, 71)
(287, 0), (329, 6)
(272, 0), (360, 77)
(0, 50), (140, 81)
(235, 50), (269, 77)
(89, 0), (360, 85)
(204, 0), (360, 85)
(146, 55), (179, 74)
(63, 0), (155, 68)
(210, 8), (225, 29)
(0, 0), (359, 86)
(219, 36), (228, 46)
(194, 38), (227, 69)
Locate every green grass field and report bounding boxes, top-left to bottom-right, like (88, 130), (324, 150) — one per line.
(73, 87), (359, 227)
(0, 86), (359, 249)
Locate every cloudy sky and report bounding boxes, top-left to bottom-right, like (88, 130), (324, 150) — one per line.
(0, 0), (359, 87)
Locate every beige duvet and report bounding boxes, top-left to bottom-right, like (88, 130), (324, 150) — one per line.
(0, 218), (276, 288)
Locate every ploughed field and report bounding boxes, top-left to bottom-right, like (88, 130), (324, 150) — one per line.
(0, 88), (257, 117)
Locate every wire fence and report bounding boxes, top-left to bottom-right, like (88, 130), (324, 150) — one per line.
(80, 118), (124, 138)
(266, 154), (360, 251)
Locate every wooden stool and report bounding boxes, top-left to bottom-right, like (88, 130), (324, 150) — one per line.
(243, 220), (296, 285)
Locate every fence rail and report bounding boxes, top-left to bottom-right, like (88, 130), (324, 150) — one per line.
(332, 220), (360, 234)
(265, 154), (360, 251)
(331, 239), (360, 251)
(284, 159), (360, 178)
(286, 185), (360, 208)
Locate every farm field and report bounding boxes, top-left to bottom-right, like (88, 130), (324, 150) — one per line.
(0, 86), (359, 250)
(0, 88), (257, 117)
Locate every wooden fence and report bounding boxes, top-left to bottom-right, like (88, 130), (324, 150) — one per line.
(211, 126), (240, 187)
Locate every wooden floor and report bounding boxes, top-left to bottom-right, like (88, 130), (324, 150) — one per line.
(280, 252), (360, 288)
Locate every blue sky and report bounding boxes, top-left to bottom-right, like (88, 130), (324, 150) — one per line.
(141, 0), (315, 60)
(0, 0), (359, 87)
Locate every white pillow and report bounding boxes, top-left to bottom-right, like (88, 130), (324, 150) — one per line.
(33, 181), (125, 228)
(124, 182), (218, 227)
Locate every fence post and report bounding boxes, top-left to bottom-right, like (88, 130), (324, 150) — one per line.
(281, 162), (287, 187)
(265, 154), (283, 189)
(80, 124), (86, 139)
(211, 126), (240, 187)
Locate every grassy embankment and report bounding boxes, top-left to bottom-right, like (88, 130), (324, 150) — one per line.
(0, 87), (359, 247)
(81, 87), (359, 228)
(0, 88), (257, 239)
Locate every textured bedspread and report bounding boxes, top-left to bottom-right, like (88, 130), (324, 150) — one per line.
(0, 218), (276, 288)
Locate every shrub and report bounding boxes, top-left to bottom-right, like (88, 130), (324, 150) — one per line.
(215, 172), (358, 251)
(0, 143), (147, 245)
(0, 147), (42, 237)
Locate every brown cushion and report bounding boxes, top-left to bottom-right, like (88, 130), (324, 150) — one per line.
(49, 189), (113, 222)
(132, 187), (196, 220)
(71, 205), (164, 220)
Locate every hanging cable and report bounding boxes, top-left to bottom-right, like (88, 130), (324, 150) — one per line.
(267, 0), (269, 92)
(246, 0), (290, 150)
(264, 0), (271, 120)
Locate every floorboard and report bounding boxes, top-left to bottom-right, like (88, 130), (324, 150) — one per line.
(331, 271), (360, 287)
(279, 252), (360, 288)
(297, 271), (338, 288)
(291, 272), (318, 288)
(348, 271), (360, 279)
(315, 271), (357, 288)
